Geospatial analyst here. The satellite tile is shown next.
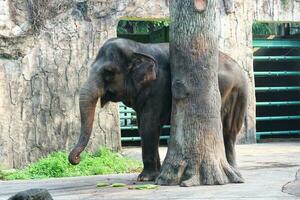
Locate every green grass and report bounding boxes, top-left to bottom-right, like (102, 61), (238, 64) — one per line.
(1, 147), (142, 180)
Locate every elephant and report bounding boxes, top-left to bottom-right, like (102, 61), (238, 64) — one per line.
(68, 38), (248, 181)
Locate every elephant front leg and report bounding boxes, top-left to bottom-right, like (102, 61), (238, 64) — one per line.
(137, 112), (161, 181)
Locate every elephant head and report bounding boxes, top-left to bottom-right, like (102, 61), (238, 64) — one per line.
(68, 38), (157, 165)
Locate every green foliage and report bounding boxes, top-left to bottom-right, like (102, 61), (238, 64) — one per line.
(1, 148), (142, 180)
(111, 183), (127, 187)
(252, 22), (275, 35)
(129, 184), (159, 190)
(117, 20), (169, 34)
(281, 0), (289, 9)
(95, 183), (159, 190)
(0, 167), (4, 179)
(96, 182), (110, 187)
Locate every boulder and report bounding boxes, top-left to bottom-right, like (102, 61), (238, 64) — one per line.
(282, 169), (300, 197)
(8, 188), (53, 200)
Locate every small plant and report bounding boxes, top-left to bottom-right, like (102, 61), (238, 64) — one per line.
(117, 20), (169, 34)
(281, 0), (289, 9)
(2, 147), (142, 180)
(96, 182), (159, 190)
(96, 182), (110, 187)
(111, 183), (127, 187)
(252, 22), (275, 36)
(129, 184), (159, 190)
(0, 167), (4, 179)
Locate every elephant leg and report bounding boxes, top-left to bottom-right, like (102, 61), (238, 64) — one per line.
(137, 110), (161, 181)
(222, 95), (238, 168)
(223, 131), (237, 168)
(156, 149), (161, 170)
(222, 89), (246, 168)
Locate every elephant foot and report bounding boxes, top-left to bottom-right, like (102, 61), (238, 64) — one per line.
(137, 170), (159, 182)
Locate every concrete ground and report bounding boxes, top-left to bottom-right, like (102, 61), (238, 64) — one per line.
(1, 142), (300, 200)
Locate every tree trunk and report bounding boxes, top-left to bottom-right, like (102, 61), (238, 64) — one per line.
(156, 0), (243, 186)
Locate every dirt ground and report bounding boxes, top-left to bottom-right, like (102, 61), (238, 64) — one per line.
(1, 142), (300, 200)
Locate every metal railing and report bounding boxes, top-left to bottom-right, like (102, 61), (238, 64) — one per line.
(252, 39), (300, 48)
(253, 38), (300, 140)
(254, 71), (300, 77)
(254, 56), (300, 61)
(255, 86), (300, 92)
(256, 101), (300, 106)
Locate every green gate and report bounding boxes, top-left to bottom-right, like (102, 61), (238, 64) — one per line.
(253, 39), (300, 140)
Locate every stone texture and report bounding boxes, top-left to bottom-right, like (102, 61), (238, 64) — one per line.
(8, 188), (53, 200)
(1, 0), (300, 168)
(254, 0), (300, 21)
(282, 169), (300, 197)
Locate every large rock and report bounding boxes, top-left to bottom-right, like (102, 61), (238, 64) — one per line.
(282, 169), (300, 197)
(8, 188), (53, 200)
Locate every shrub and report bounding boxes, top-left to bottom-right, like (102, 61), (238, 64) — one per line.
(2, 147), (142, 180)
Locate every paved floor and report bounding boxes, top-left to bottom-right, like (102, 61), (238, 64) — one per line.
(1, 142), (300, 200)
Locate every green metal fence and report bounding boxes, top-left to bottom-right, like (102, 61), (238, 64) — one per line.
(252, 39), (300, 48)
(118, 37), (300, 142)
(253, 39), (300, 140)
(119, 103), (170, 142)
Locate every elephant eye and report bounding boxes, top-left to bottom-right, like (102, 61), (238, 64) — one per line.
(103, 69), (115, 82)
(134, 58), (143, 65)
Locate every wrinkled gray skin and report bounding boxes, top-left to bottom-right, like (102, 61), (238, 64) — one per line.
(69, 38), (248, 181)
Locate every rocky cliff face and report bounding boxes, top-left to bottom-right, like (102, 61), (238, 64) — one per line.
(1, 1), (117, 168)
(254, 0), (300, 21)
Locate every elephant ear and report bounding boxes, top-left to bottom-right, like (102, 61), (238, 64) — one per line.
(129, 52), (157, 88)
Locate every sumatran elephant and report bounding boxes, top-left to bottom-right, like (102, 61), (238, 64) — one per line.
(68, 38), (248, 181)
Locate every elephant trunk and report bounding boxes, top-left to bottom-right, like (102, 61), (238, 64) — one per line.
(69, 79), (103, 165)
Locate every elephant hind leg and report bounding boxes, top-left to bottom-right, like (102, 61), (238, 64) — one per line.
(223, 133), (237, 167)
(222, 87), (247, 168)
(157, 151), (161, 170)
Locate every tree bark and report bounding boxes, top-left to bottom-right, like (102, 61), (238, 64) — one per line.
(156, 0), (243, 186)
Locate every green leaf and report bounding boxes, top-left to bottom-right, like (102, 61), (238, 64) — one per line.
(111, 183), (127, 187)
(97, 182), (110, 187)
(129, 184), (159, 190)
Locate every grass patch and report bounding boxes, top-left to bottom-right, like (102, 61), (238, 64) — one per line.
(1, 147), (142, 180)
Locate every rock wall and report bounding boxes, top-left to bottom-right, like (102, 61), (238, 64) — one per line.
(1, 0), (299, 168)
(254, 0), (300, 21)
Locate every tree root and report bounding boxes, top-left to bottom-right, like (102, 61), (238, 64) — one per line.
(156, 156), (244, 186)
